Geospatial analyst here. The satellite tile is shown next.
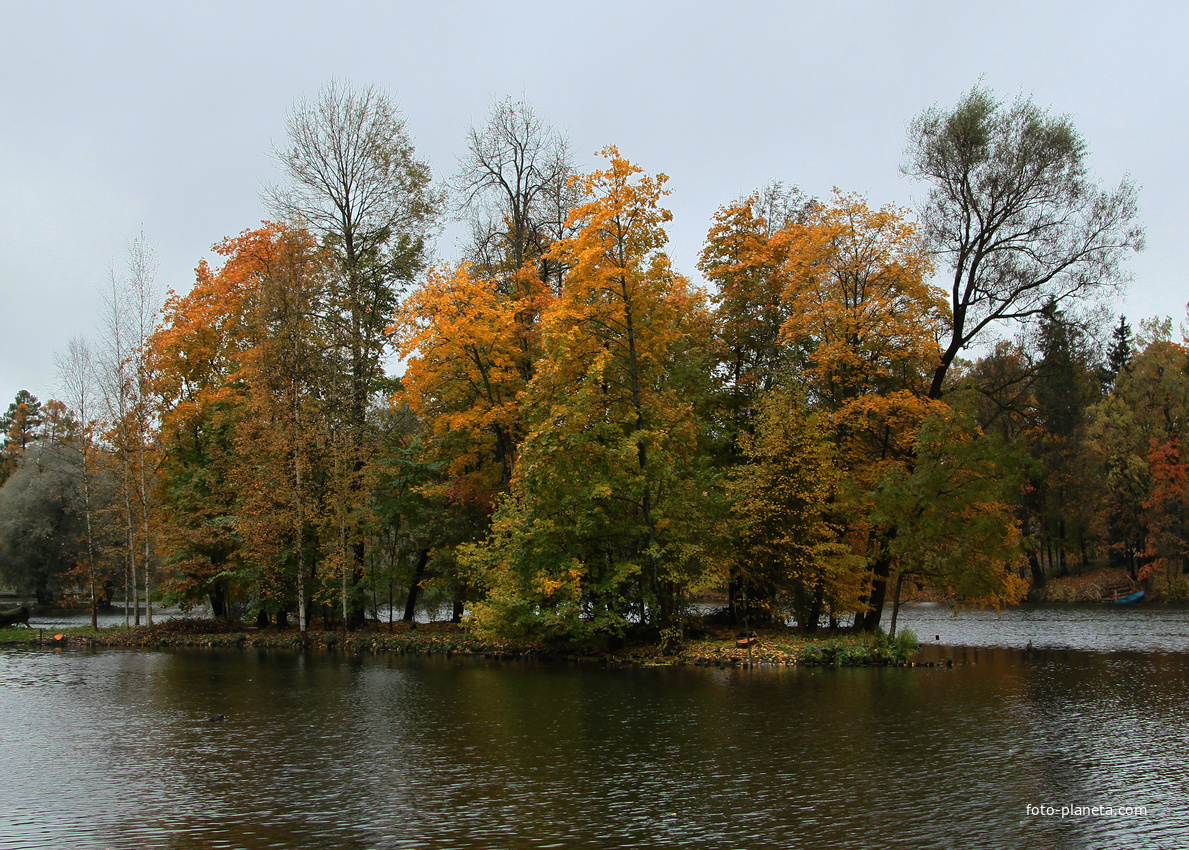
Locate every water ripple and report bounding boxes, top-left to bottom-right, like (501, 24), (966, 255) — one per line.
(0, 641), (1186, 847)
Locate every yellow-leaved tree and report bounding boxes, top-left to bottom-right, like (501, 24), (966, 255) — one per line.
(466, 147), (721, 640)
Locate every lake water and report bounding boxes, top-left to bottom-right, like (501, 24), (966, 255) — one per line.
(2, 606), (1188, 849)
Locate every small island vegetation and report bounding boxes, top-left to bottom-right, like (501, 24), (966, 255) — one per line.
(1, 82), (1175, 661)
(0, 615), (923, 668)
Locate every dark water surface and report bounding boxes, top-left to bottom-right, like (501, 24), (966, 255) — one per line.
(3, 609), (1189, 849)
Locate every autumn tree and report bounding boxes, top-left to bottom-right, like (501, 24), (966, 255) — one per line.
(266, 78), (442, 625)
(1087, 322), (1189, 588)
(467, 148), (719, 639)
(777, 191), (947, 629)
(151, 224), (331, 629)
(730, 387), (864, 630)
(393, 263), (531, 494)
(235, 226), (330, 632)
(903, 84), (1144, 399)
(698, 183), (815, 450)
(151, 238), (256, 617)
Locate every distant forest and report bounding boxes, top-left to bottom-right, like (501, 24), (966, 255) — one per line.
(2, 81), (1172, 640)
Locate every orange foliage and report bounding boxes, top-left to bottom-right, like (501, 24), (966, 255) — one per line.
(391, 261), (544, 494)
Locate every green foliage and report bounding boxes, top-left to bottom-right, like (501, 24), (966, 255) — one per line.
(1151, 573), (1189, 603)
(893, 627), (919, 658)
(796, 632), (914, 665)
(875, 405), (1028, 609)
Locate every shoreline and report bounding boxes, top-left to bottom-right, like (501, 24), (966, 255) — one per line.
(0, 620), (920, 668)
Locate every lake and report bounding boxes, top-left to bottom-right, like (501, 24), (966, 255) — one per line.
(2, 605), (1188, 848)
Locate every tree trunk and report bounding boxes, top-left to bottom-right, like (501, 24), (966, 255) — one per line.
(80, 444), (98, 630)
(121, 456), (139, 627)
(140, 435), (153, 628)
(1028, 551), (1046, 589)
(860, 553), (894, 632)
(209, 582), (227, 619)
(403, 549), (430, 622)
(293, 385), (307, 635)
(888, 572), (906, 639)
(805, 583), (824, 633)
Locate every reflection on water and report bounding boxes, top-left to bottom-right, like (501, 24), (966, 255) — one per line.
(2, 614), (1189, 848)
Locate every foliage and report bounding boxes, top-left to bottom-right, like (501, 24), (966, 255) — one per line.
(875, 404), (1028, 609)
(1087, 335), (1189, 580)
(0, 427), (101, 604)
(904, 84), (1144, 398)
(8, 84), (1161, 645)
(150, 223), (332, 624)
(266, 79), (444, 626)
(698, 183), (815, 447)
(0, 390), (43, 484)
(729, 387), (865, 629)
(466, 148), (721, 640)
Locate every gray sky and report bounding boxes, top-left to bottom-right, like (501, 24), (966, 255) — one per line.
(1, 1), (1184, 411)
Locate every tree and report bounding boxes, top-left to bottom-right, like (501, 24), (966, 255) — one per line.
(466, 148), (719, 639)
(1105, 315), (1134, 388)
(730, 387), (864, 630)
(903, 84), (1144, 399)
(55, 337), (108, 626)
(698, 183), (815, 447)
(393, 262), (530, 495)
(777, 191), (946, 630)
(1026, 305), (1103, 576)
(97, 233), (162, 626)
(875, 405), (1028, 636)
(1087, 326), (1189, 585)
(382, 100), (576, 621)
(452, 96), (576, 292)
(0, 390), (43, 483)
(151, 223), (332, 630)
(266, 78), (442, 626)
(150, 241), (254, 619)
(0, 407), (87, 604)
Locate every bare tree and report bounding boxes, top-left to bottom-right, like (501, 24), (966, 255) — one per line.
(452, 96), (576, 290)
(903, 85), (1145, 399)
(55, 337), (103, 627)
(97, 232), (161, 626)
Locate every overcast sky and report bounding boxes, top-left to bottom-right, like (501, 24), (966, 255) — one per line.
(1, 1), (1184, 411)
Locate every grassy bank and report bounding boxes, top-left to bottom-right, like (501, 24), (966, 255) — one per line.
(1027, 566), (1142, 603)
(0, 619), (920, 667)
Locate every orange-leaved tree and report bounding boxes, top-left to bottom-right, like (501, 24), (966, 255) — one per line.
(151, 223), (330, 627)
(393, 262), (546, 495)
(698, 183), (816, 446)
